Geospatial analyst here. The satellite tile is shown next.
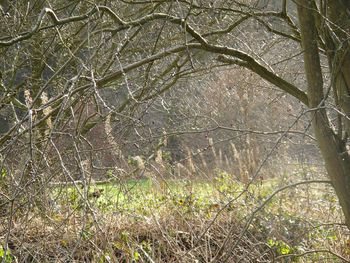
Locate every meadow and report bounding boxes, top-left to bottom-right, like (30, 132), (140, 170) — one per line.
(12, 168), (345, 262)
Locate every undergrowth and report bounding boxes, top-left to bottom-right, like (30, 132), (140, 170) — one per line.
(1, 168), (350, 262)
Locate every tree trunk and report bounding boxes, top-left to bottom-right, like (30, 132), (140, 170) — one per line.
(297, 0), (350, 229)
(325, 0), (350, 137)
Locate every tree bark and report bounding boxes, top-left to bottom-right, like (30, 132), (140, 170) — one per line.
(297, 0), (350, 229)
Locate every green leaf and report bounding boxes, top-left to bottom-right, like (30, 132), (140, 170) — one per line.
(1, 168), (6, 178)
(0, 246), (12, 263)
(267, 239), (275, 246)
(133, 251), (139, 261)
(280, 246), (291, 255)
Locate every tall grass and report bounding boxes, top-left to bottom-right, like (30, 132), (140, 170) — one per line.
(1, 167), (349, 262)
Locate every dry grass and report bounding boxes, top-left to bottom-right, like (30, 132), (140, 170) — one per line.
(1, 168), (350, 262)
(2, 211), (273, 262)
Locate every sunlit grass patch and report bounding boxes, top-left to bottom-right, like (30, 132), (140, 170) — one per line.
(39, 170), (348, 262)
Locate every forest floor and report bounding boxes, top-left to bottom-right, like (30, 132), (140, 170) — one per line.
(1, 168), (350, 262)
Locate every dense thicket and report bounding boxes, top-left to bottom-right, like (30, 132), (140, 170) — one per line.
(1, 0), (350, 261)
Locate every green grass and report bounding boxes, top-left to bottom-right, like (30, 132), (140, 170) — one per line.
(52, 172), (280, 220)
(17, 170), (347, 262)
(52, 171), (338, 227)
(88, 178), (219, 216)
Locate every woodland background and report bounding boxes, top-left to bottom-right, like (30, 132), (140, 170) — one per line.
(0, 0), (350, 262)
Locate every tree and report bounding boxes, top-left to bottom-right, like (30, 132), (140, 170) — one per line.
(0, 0), (349, 230)
(296, 0), (350, 228)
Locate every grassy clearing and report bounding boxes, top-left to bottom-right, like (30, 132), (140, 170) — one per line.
(2, 169), (350, 262)
(54, 174), (271, 219)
